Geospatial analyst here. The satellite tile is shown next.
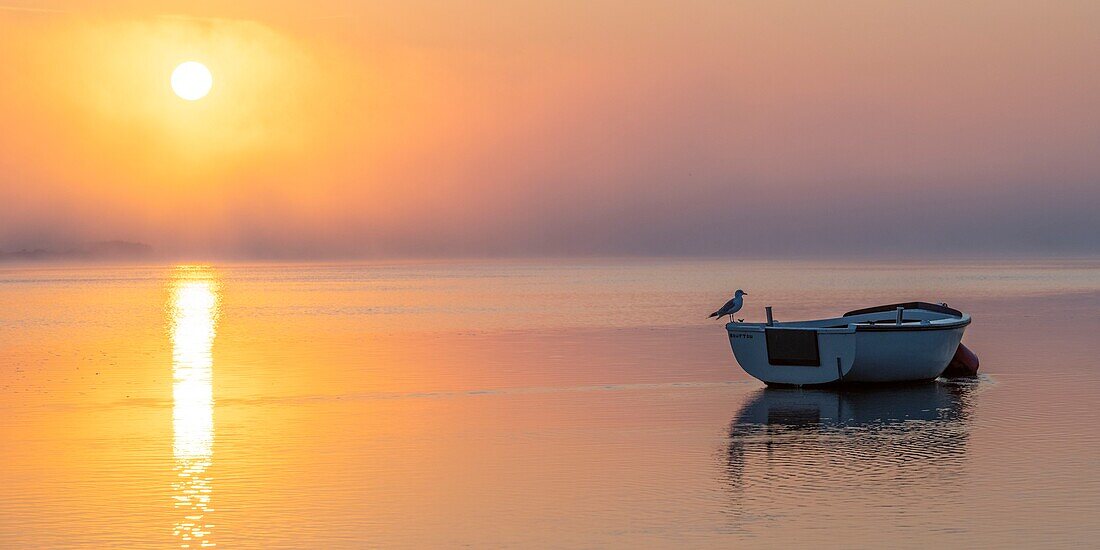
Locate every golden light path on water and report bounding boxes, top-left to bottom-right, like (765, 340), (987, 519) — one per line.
(169, 267), (220, 548)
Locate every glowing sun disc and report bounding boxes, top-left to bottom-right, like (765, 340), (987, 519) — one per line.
(171, 61), (213, 101)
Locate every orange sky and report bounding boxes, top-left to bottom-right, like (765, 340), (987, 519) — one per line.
(1, 1), (1098, 258)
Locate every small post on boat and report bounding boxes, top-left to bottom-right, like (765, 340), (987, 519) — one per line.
(895, 306), (904, 325)
(766, 306), (774, 326)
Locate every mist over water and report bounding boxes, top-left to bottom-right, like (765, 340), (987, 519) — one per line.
(1, 259), (1098, 547)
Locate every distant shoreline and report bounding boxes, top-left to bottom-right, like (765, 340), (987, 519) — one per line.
(0, 240), (154, 263)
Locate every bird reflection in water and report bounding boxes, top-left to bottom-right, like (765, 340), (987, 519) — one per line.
(724, 380), (980, 529)
(169, 267), (220, 548)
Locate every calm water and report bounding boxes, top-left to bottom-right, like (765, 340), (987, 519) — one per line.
(1, 259), (1098, 548)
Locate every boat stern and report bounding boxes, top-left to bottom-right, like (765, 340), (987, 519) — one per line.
(726, 323), (857, 386)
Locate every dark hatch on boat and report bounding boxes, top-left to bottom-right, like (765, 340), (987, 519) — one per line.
(765, 328), (820, 367)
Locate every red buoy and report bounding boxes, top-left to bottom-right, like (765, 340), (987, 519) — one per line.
(942, 342), (979, 378)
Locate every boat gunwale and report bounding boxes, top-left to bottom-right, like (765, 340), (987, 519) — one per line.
(725, 304), (971, 333)
(851, 317), (970, 332)
(726, 319), (970, 332)
(849, 316), (972, 332)
(842, 301), (963, 318)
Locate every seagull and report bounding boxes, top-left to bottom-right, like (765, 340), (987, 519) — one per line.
(709, 289), (747, 322)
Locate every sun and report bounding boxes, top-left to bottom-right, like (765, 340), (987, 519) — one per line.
(171, 61), (213, 101)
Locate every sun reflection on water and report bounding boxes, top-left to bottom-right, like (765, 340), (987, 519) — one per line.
(170, 267), (220, 548)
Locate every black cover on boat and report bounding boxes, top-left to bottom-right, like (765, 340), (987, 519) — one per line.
(842, 302), (963, 318)
(765, 328), (820, 367)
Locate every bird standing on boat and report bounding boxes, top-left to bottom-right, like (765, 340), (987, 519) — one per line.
(709, 289), (747, 322)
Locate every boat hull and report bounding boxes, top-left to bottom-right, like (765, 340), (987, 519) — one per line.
(844, 325), (966, 382)
(725, 303), (970, 386)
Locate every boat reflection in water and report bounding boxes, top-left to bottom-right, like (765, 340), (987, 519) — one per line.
(724, 380), (980, 533)
(169, 267), (220, 549)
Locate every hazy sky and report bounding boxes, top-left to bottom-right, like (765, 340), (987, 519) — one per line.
(1, 1), (1098, 259)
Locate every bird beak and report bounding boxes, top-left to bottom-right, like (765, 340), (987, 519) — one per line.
(743, 292), (748, 295)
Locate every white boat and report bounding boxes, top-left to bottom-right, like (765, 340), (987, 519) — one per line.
(726, 302), (971, 386)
